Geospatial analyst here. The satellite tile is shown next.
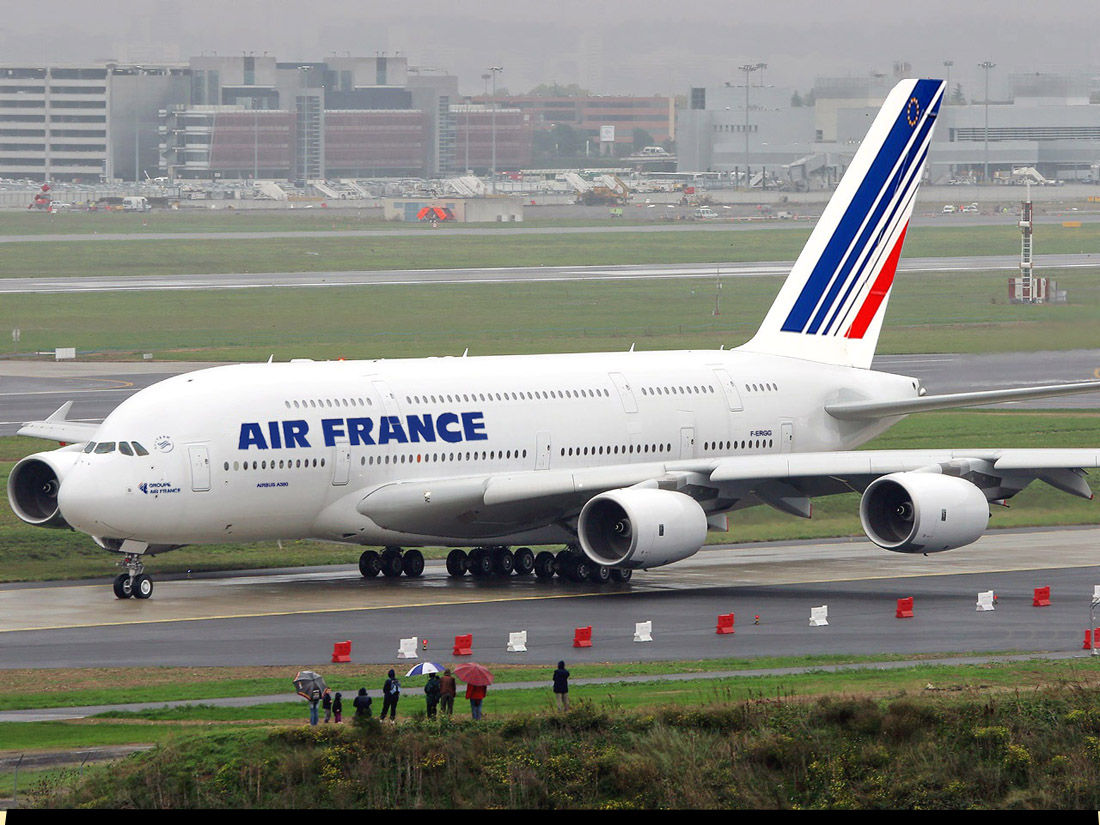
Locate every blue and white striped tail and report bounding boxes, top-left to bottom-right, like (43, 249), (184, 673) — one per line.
(743, 79), (945, 369)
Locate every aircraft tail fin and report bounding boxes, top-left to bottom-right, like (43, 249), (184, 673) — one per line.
(742, 78), (945, 369)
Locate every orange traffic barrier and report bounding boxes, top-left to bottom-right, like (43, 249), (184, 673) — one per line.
(1033, 587), (1051, 607)
(573, 626), (593, 648)
(453, 634), (473, 656)
(896, 597), (914, 618)
(716, 613), (735, 635)
(1084, 630), (1093, 650)
(331, 640), (352, 663)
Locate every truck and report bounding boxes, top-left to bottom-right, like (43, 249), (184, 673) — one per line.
(122, 196), (150, 212)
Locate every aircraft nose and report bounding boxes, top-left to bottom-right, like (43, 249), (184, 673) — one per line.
(57, 465), (125, 536)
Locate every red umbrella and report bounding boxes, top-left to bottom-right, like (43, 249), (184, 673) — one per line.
(453, 662), (493, 686)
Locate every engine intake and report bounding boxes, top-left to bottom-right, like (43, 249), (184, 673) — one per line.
(578, 488), (708, 569)
(860, 472), (989, 553)
(8, 452), (77, 529)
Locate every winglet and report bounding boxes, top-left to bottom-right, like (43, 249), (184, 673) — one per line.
(18, 401), (99, 443)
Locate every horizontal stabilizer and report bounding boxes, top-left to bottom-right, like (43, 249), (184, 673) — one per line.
(825, 380), (1100, 420)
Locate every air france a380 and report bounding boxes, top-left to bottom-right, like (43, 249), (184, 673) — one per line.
(9, 78), (1100, 600)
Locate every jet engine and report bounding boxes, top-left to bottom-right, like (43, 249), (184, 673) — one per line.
(859, 472), (989, 553)
(577, 488), (708, 569)
(7, 449), (82, 529)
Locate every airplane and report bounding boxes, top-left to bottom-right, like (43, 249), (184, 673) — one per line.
(8, 78), (1100, 601)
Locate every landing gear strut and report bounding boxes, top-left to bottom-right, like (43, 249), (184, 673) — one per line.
(113, 553), (153, 599)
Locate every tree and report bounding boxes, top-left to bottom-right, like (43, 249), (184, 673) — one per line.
(632, 128), (655, 151)
(951, 83), (967, 105)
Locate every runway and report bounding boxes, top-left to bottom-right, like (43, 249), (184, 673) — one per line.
(0, 252), (1096, 294)
(2, 527), (1099, 669)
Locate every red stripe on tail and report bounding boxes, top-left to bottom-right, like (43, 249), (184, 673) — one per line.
(845, 223), (909, 340)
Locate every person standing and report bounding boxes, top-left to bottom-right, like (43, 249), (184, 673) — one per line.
(439, 669), (457, 715)
(322, 689), (333, 723)
(424, 672), (442, 719)
(553, 661), (570, 711)
(381, 669), (401, 722)
(332, 691), (343, 723)
(466, 681), (487, 720)
(308, 686), (322, 726)
(352, 687), (373, 722)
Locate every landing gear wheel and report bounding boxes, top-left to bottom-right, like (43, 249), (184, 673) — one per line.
(402, 549), (425, 578)
(468, 548), (493, 578)
(359, 550), (382, 578)
(572, 558), (592, 583)
(113, 574), (133, 599)
(446, 549), (468, 577)
(610, 568), (633, 583)
(132, 574), (154, 599)
(513, 547), (535, 576)
(554, 549), (574, 578)
(534, 551), (556, 579)
(380, 549), (404, 578)
(492, 547), (514, 576)
(588, 564), (611, 584)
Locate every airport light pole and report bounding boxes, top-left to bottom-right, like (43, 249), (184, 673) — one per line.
(739, 63), (760, 188)
(488, 65), (502, 194)
(942, 60), (953, 100)
(980, 61), (996, 182)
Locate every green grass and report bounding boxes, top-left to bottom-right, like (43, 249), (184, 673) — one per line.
(0, 222), (1097, 282)
(2, 265), (1099, 361)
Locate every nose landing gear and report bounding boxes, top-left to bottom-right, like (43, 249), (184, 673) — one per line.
(113, 552), (153, 599)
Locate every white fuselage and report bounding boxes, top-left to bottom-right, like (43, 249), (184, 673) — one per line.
(56, 348), (919, 549)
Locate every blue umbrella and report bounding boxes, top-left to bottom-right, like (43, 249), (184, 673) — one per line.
(405, 662), (444, 677)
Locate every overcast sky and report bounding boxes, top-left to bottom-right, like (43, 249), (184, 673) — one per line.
(3, 1), (1095, 97)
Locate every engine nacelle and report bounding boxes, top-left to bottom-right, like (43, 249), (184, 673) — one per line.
(7, 449), (82, 529)
(860, 472), (989, 553)
(577, 488), (708, 569)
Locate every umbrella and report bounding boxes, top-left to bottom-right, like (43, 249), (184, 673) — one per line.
(293, 670), (328, 700)
(453, 662), (493, 686)
(406, 662), (444, 677)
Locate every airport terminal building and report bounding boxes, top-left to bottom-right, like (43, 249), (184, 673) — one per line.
(677, 72), (1100, 187)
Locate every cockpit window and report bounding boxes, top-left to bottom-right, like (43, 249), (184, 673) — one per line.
(118, 442), (134, 456)
(131, 442), (149, 456)
(83, 442), (96, 454)
(93, 442), (116, 454)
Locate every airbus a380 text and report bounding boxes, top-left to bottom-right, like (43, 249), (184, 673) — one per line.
(9, 78), (1100, 600)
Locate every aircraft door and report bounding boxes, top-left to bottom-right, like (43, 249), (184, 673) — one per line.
(188, 445), (211, 492)
(711, 369), (744, 411)
(608, 372), (638, 413)
(332, 438), (350, 486)
(780, 420), (794, 453)
(535, 431), (552, 470)
(679, 426), (696, 459)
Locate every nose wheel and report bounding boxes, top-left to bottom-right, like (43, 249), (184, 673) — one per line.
(113, 554), (153, 599)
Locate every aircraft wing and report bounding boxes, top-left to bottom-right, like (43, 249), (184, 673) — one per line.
(356, 447), (1099, 537)
(16, 401), (99, 444)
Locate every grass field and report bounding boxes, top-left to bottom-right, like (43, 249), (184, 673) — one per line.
(1, 222), (1098, 282)
(3, 265), (1100, 361)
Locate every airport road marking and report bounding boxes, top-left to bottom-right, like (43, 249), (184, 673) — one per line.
(0, 588), (636, 634)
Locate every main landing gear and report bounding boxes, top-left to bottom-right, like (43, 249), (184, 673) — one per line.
(446, 545), (632, 584)
(112, 553), (154, 599)
(358, 546), (425, 579)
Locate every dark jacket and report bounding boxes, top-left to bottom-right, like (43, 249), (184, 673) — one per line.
(353, 688), (373, 716)
(553, 665), (570, 694)
(424, 674), (441, 703)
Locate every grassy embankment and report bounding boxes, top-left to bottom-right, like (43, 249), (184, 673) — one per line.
(1, 409), (1097, 583)
(15, 657), (1100, 808)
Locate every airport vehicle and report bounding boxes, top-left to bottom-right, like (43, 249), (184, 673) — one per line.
(9, 79), (1100, 600)
(122, 196), (150, 212)
(693, 206), (719, 219)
